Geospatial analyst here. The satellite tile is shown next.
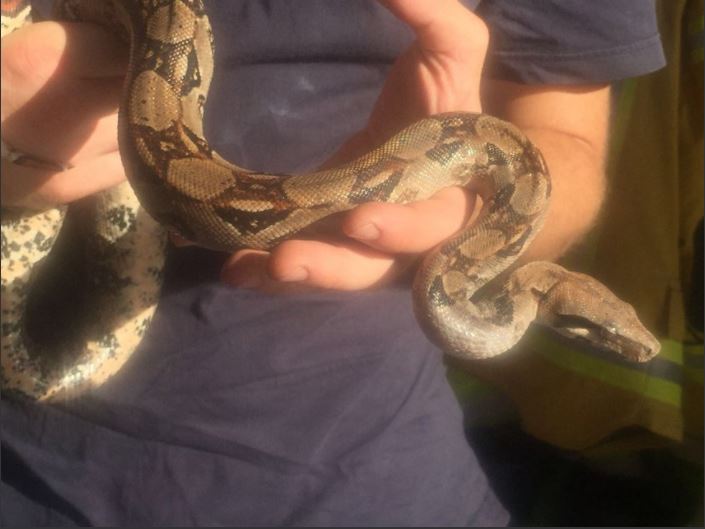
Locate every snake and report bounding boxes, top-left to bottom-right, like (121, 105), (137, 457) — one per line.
(1, 0), (661, 401)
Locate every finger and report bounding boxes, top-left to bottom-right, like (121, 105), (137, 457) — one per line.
(2, 21), (127, 82)
(221, 241), (400, 292)
(268, 239), (398, 291)
(220, 249), (320, 294)
(59, 23), (128, 78)
(2, 23), (124, 164)
(221, 249), (271, 289)
(1, 22), (125, 127)
(2, 79), (121, 165)
(343, 186), (475, 253)
(379, 0), (487, 56)
(1, 151), (126, 209)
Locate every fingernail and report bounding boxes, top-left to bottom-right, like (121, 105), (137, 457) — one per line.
(277, 266), (309, 282)
(348, 222), (380, 241)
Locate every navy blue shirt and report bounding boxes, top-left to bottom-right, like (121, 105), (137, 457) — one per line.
(1, 1), (664, 526)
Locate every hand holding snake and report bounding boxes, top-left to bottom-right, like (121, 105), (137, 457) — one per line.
(1, 0), (661, 400)
(214, 0), (490, 293)
(1, 20), (127, 209)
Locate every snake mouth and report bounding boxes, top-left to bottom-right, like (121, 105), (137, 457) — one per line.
(550, 314), (658, 362)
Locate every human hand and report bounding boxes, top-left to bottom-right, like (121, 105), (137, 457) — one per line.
(1, 21), (127, 209)
(220, 0), (489, 292)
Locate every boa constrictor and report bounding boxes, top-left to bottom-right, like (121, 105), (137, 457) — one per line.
(1, 0), (660, 401)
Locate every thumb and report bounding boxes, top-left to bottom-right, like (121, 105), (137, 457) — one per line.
(379, 0), (488, 58)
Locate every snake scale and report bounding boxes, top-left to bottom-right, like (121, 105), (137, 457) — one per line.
(1, 0), (660, 401)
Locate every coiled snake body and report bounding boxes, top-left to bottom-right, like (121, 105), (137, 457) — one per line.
(1, 0), (660, 400)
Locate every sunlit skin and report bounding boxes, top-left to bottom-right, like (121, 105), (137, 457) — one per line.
(1, 0), (609, 294)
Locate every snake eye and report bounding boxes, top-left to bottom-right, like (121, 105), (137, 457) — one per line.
(553, 314), (600, 333)
(550, 314), (615, 348)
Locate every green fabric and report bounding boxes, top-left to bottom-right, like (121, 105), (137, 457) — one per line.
(450, 0), (703, 452)
(450, 1), (703, 524)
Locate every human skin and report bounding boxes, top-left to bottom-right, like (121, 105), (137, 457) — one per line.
(0, 0), (608, 292)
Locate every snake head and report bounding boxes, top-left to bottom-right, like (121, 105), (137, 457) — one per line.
(537, 273), (661, 363)
(551, 311), (661, 362)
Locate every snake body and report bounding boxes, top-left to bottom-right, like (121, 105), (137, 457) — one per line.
(1, 0), (660, 400)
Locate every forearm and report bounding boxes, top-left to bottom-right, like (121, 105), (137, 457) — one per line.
(517, 127), (607, 262)
(482, 80), (610, 262)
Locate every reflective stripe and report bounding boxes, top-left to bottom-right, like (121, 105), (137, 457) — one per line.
(445, 365), (493, 401)
(684, 341), (704, 385)
(531, 328), (684, 380)
(532, 332), (682, 407)
(659, 339), (685, 365)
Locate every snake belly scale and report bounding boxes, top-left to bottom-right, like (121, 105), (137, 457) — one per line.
(0, 0), (660, 400)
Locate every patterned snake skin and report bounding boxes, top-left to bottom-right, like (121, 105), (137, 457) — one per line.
(1, 0), (660, 400)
